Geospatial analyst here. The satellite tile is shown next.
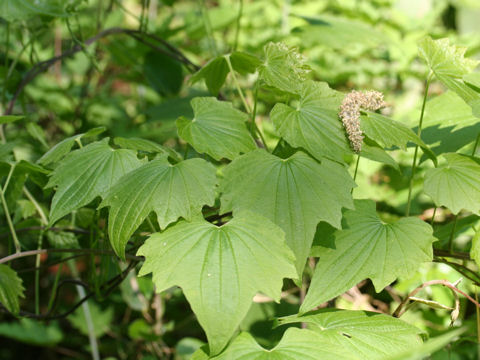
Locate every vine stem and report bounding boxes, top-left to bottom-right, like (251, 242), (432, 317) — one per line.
(0, 183), (21, 253)
(405, 75), (432, 216)
(225, 54), (250, 113)
(448, 214), (459, 253)
(392, 279), (480, 318)
(476, 289), (480, 360)
(0, 248), (142, 265)
(198, 0), (217, 56)
(233, 0), (243, 51)
(351, 154), (360, 194)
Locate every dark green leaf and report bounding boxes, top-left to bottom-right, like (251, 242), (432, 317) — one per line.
(0, 264), (25, 315)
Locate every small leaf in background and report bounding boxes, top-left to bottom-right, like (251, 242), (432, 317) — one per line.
(418, 36), (480, 116)
(303, 199), (435, 313)
(177, 97), (256, 161)
(127, 319), (158, 341)
(26, 122), (49, 148)
(69, 302), (114, 338)
(271, 81), (351, 163)
(144, 51), (183, 96)
(0, 264), (25, 315)
(277, 310), (423, 359)
(0, 319), (63, 346)
(37, 127), (106, 166)
(137, 213), (297, 355)
(100, 156), (216, 259)
(424, 153), (480, 215)
(113, 137), (182, 162)
(190, 56), (229, 95)
(175, 337), (205, 360)
(469, 228), (480, 268)
(258, 42), (310, 94)
(46, 138), (143, 225)
(46, 231), (80, 249)
(0, 115), (24, 124)
(220, 149), (355, 274)
(206, 328), (352, 360)
(191, 52), (260, 95)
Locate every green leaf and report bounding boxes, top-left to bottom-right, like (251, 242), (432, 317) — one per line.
(470, 228), (480, 268)
(0, 115), (24, 124)
(191, 57), (229, 96)
(69, 302), (114, 338)
(0, 0), (76, 21)
(220, 149), (355, 274)
(360, 142), (400, 171)
(271, 81), (351, 163)
(361, 112), (426, 150)
(418, 37), (478, 78)
(26, 122), (48, 148)
(302, 199), (435, 313)
(277, 310), (423, 359)
(424, 153), (480, 215)
(113, 137), (182, 162)
(46, 138), (143, 225)
(258, 42), (310, 95)
(100, 156), (216, 259)
(0, 318), (63, 346)
(190, 52), (260, 96)
(38, 127), (106, 166)
(177, 97), (256, 161)
(137, 213), (297, 355)
(144, 51), (183, 96)
(418, 37), (480, 115)
(0, 264), (25, 315)
(207, 328), (353, 360)
(385, 328), (466, 360)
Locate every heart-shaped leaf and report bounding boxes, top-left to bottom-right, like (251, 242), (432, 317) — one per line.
(137, 213), (296, 355)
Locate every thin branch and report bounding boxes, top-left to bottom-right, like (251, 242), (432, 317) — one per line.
(393, 279), (480, 318)
(0, 248), (143, 265)
(4, 27), (198, 115)
(434, 249), (471, 260)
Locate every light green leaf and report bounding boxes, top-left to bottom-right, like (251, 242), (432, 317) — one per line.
(207, 328), (353, 360)
(190, 52), (260, 96)
(0, 115), (24, 124)
(385, 328), (465, 360)
(418, 37), (478, 78)
(0, 318), (63, 346)
(0, 0), (73, 21)
(26, 122), (48, 148)
(100, 156), (216, 259)
(424, 153), (480, 215)
(69, 303), (114, 337)
(177, 97), (256, 161)
(361, 112), (426, 150)
(303, 200), (435, 313)
(46, 138), (143, 225)
(418, 37), (480, 116)
(38, 127), (106, 166)
(113, 137), (182, 162)
(360, 142), (400, 171)
(191, 57), (229, 96)
(258, 42), (310, 95)
(0, 264), (25, 315)
(470, 229), (480, 268)
(220, 149), (355, 274)
(277, 310), (423, 359)
(137, 213), (297, 355)
(271, 81), (351, 163)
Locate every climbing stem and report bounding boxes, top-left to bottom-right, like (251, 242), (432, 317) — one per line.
(405, 75), (432, 216)
(225, 54), (250, 113)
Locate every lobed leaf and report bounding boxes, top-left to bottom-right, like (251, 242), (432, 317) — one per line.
(303, 199), (435, 312)
(100, 155), (217, 259)
(177, 97), (256, 161)
(271, 81), (351, 163)
(277, 309), (423, 359)
(220, 149), (355, 274)
(424, 153), (480, 215)
(137, 213), (297, 355)
(46, 138), (143, 225)
(0, 264), (25, 315)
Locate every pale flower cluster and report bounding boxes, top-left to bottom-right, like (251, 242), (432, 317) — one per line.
(339, 90), (386, 153)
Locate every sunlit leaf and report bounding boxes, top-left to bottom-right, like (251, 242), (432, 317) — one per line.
(137, 213), (297, 355)
(277, 309), (423, 359)
(424, 153), (480, 215)
(46, 138), (143, 225)
(303, 200), (435, 312)
(177, 97), (256, 161)
(100, 156), (216, 259)
(220, 149), (355, 274)
(0, 264), (25, 315)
